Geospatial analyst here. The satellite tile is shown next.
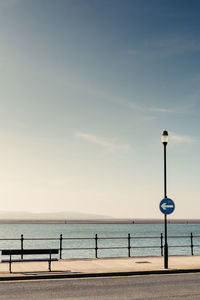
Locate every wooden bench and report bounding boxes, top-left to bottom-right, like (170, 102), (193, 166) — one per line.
(1, 249), (59, 273)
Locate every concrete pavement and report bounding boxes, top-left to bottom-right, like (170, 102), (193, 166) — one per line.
(0, 256), (200, 281)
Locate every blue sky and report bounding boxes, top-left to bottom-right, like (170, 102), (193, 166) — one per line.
(0, 0), (200, 218)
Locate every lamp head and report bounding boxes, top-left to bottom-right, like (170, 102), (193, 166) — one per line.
(162, 130), (168, 145)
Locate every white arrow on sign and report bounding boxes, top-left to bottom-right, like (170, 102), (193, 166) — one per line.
(161, 203), (174, 210)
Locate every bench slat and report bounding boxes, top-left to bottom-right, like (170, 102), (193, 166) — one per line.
(2, 249), (59, 255)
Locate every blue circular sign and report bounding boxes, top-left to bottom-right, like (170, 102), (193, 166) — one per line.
(159, 198), (175, 215)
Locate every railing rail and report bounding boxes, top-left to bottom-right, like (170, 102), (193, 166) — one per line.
(0, 232), (199, 259)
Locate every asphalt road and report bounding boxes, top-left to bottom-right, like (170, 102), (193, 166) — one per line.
(0, 273), (200, 299)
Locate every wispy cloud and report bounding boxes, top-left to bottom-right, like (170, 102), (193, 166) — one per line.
(75, 132), (131, 153)
(50, 68), (193, 117)
(149, 107), (176, 113)
(124, 101), (181, 114)
(128, 36), (200, 58)
(170, 132), (196, 145)
(151, 37), (200, 57)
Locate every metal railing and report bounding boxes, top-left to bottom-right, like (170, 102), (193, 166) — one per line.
(0, 233), (200, 259)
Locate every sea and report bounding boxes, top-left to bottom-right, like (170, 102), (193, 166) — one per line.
(0, 223), (200, 259)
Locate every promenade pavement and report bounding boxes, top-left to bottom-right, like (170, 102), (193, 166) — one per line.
(0, 256), (200, 280)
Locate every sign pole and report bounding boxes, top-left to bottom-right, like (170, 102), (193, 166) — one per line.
(163, 142), (168, 269)
(160, 131), (175, 269)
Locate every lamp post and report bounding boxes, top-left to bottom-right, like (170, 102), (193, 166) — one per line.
(162, 130), (168, 269)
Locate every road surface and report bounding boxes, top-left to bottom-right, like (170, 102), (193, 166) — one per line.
(0, 273), (200, 299)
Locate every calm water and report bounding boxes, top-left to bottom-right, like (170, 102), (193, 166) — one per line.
(0, 223), (200, 259)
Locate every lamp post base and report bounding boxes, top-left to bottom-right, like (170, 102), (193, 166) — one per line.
(164, 243), (168, 269)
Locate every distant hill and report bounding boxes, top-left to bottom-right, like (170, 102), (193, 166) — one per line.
(0, 211), (112, 220)
(0, 212), (199, 224)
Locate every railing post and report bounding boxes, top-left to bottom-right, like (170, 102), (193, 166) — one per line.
(60, 234), (63, 259)
(49, 249), (52, 272)
(190, 232), (194, 256)
(21, 234), (24, 259)
(128, 233), (131, 257)
(9, 250), (12, 273)
(95, 234), (98, 258)
(160, 233), (163, 256)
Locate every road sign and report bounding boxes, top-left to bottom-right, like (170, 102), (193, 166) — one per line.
(159, 198), (175, 215)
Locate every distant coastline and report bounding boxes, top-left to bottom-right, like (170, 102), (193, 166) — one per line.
(0, 218), (199, 224)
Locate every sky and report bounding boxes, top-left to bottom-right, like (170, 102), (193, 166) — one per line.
(0, 0), (200, 219)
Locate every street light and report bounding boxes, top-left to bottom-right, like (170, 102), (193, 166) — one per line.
(162, 130), (168, 269)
